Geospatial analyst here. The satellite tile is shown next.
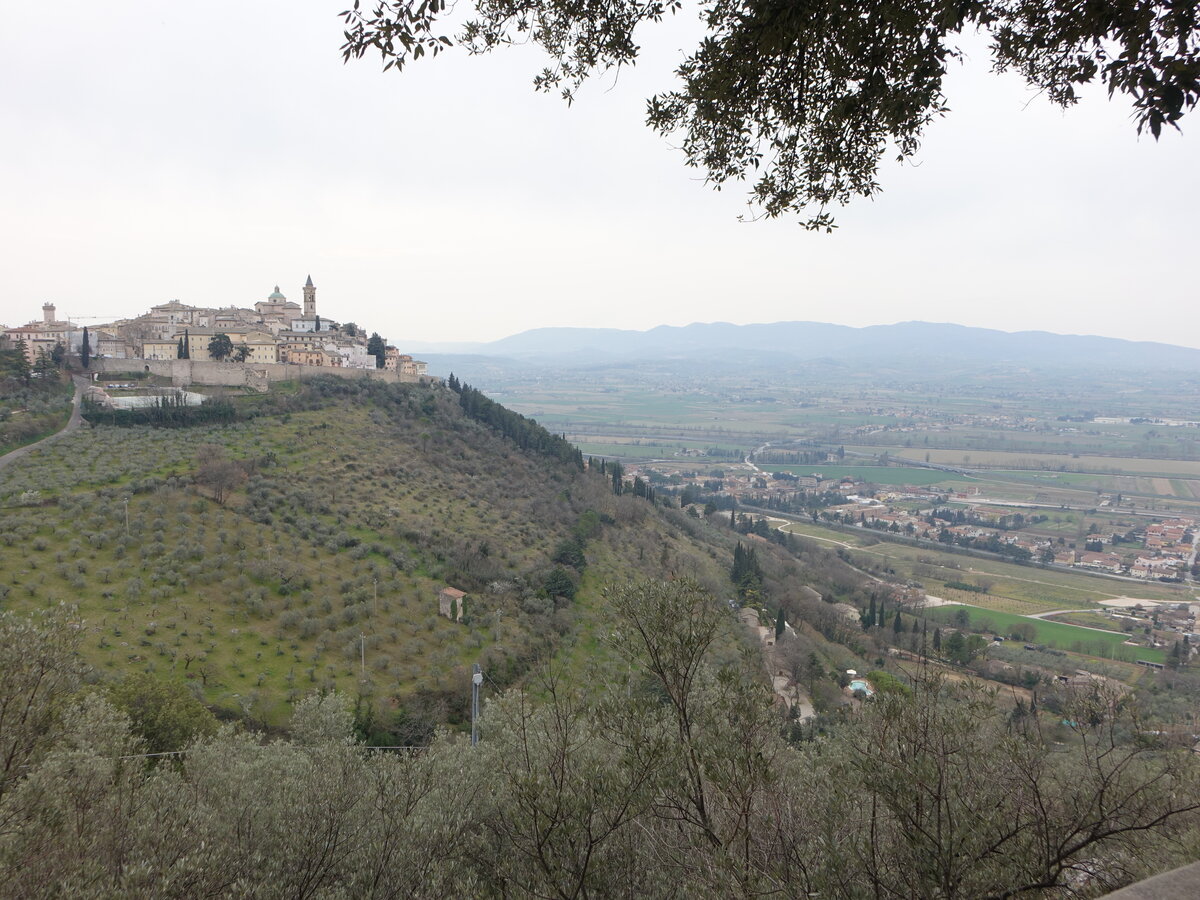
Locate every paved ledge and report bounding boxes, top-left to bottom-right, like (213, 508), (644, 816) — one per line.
(1102, 861), (1200, 899)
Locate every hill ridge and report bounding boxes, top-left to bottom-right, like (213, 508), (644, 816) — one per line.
(408, 320), (1200, 371)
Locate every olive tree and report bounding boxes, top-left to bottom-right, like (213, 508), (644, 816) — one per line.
(0, 607), (86, 805)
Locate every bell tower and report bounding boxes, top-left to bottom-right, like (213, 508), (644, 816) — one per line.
(43, 302), (56, 324)
(303, 275), (316, 318)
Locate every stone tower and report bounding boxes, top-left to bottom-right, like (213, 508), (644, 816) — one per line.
(303, 275), (316, 318)
(42, 302), (55, 324)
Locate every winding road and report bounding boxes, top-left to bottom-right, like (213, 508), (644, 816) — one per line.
(0, 375), (87, 473)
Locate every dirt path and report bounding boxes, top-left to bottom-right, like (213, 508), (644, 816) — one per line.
(959, 565), (1131, 599)
(0, 375), (86, 472)
(777, 521), (868, 553)
(1023, 610), (1131, 636)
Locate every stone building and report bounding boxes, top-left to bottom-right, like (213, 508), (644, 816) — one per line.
(438, 587), (466, 622)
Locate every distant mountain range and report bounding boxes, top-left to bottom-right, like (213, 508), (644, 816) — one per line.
(408, 321), (1200, 377)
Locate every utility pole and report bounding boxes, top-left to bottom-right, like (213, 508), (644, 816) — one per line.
(373, 578), (378, 617)
(471, 663), (482, 746)
(123, 499), (129, 537)
(360, 632), (366, 677)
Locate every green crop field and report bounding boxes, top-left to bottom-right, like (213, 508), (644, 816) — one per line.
(763, 464), (969, 487)
(852, 446), (1200, 479)
(925, 605), (1165, 663)
(1039, 609), (1121, 630)
(574, 441), (690, 459)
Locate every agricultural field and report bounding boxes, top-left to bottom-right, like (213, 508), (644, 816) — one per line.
(763, 464), (970, 487)
(1038, 609), (1122, 630)
(494, 385), (800, 440)
(930, 588), (1067, 617)
(851, 445), (1200, 479)
(573, 440), (716, 459)
(925, 605), (1165, 664)
(984, 468), (1200, 495)
(957, 469), (1200, 507)
(487, 366), (1200, 504)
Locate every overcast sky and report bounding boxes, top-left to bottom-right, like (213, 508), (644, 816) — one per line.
(1, 1), (1195, 347)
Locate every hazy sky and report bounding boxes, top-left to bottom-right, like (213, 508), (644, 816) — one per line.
(1, 1), (1196, 347)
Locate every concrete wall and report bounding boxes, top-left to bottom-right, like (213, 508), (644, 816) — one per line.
(92, 357), (437, 389)
(1101, 861), (1200, 898)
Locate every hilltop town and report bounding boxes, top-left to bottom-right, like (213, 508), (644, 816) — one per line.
(0, 278), (426, 376)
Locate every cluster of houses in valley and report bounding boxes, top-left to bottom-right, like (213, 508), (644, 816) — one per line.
(1103, 600), (1199, 643)
(823, 500), (1195, 581)
(1054, 518), (1197, 580)
(0, 279), (427, 376)
(635, 460), (1197, 583)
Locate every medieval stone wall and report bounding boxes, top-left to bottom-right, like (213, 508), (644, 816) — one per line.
(92, 358), (436, 389)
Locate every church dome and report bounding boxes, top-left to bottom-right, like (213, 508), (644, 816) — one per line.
(268, 285), (286, 300)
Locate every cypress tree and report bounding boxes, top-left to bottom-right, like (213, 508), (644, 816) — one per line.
(80, 327), (91, 369)
(12, 340), (30, 385)
(892, 610), (904, 633)
(866, 595), (877, 628)
(775, 608), (786, 639)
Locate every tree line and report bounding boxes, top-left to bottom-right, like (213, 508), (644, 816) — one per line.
(82, 394), (237, 427)
(450, 375), (584, 469)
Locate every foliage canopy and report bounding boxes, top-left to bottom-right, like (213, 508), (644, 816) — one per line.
(208, 333), (234, 362)
(1, 584), (1198, 896)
